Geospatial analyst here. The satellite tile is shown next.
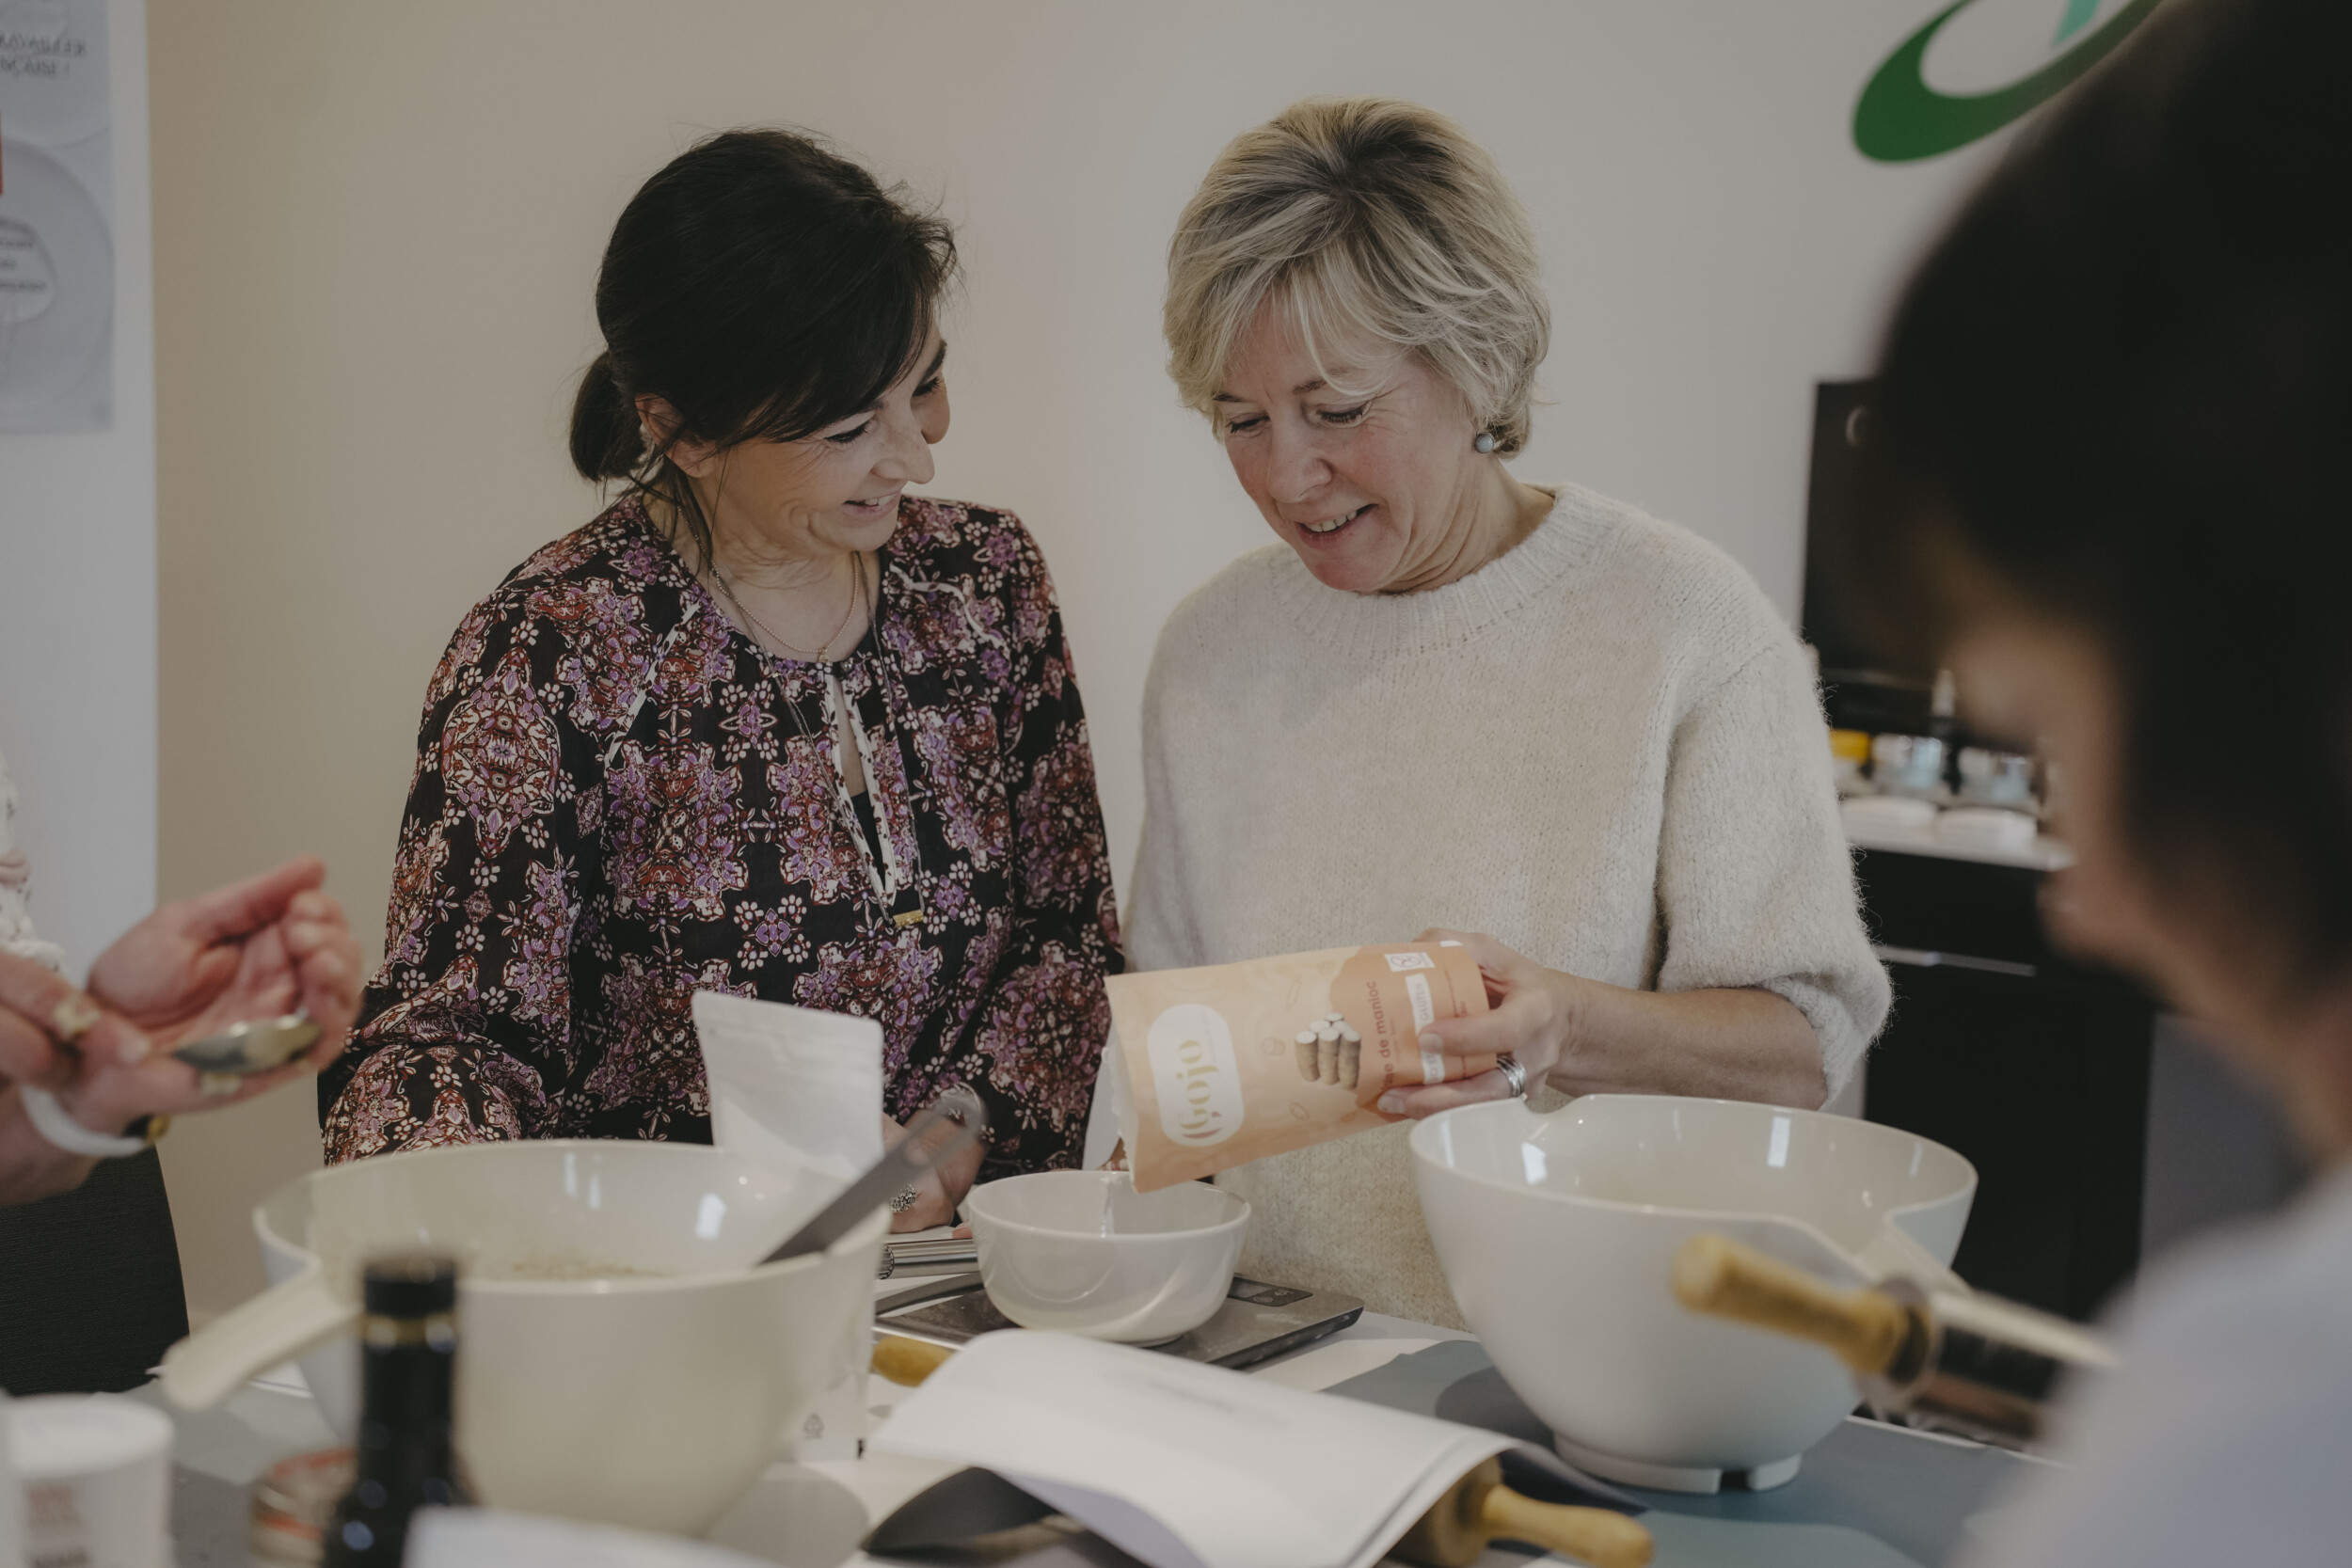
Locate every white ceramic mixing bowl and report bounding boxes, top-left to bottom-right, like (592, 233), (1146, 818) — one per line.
(964, 1170), (1248, 1342)
(164, 1140), (886, 1535)
(1413, 1095), (1976, 1493)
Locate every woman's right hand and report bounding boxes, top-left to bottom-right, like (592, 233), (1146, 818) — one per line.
(880, 1103), (987, 1232)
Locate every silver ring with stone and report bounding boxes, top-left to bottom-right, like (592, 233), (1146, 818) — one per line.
(1494, 1053), (1528, 1098)
(888, 1185), (921, 1213)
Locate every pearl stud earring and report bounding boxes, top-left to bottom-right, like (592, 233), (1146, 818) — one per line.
(1473, 431), (1498, 453)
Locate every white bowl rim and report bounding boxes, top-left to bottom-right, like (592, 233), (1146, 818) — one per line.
(252, 1137), (884, 1297)
(965, 1169), (1251, 1245)
(1408, 1093), (1978, 1240)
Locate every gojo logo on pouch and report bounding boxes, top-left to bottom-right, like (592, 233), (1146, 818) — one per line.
(1145, 1003), (1244, 1148)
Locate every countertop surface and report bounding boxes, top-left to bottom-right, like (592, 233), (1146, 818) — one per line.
(1844, 816), (2073, 873)
(148, 1308), (2042, 1567)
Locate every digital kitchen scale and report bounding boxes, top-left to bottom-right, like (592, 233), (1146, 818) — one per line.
(876, 1270), (1364, 1370)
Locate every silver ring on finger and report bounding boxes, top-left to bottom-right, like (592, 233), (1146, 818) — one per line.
(1494, 1052), (1528, 1098)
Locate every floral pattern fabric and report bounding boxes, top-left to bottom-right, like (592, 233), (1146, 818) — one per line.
(321, 497), (1122, 1177)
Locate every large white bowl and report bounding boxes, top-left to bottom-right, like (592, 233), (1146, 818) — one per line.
(964, 1170), (1249, 1342)
(1413, 1095), (1976, 1493)
(165, 1140), (885, 1535)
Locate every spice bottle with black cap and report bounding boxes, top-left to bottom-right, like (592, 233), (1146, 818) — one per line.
(323, 1253), (469, 1566)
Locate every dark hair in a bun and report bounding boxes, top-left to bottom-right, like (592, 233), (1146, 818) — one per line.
(569, 127), (958, 570)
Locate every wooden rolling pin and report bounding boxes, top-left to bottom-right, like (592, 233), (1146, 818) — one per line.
(1392, 1457), (1652, 1568)
(872, 1333), (956, 1387)
(1672, 1231), (2115, 1448)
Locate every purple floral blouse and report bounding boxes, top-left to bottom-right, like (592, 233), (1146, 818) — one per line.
(320, 496), (1122, 1178)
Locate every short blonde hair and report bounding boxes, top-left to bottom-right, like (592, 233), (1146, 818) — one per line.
(1165, 97), (1549, 455)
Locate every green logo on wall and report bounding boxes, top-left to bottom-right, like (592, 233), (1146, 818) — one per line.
(1854, 0), (2168, 162)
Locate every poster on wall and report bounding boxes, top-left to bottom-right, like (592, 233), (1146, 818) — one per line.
(0, 0), (111, 433)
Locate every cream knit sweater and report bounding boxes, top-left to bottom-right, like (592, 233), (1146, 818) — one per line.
(1124, 483), (1890, 1328)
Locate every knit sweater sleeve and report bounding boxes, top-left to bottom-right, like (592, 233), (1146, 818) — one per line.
(1651, 637), (1890, 1101)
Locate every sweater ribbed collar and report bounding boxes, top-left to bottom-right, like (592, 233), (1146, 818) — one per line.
(1261, 483), (1610, 661)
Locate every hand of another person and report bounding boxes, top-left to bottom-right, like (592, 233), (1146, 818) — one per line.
(0, 950), (157, 1089)
(9, 858), (364, 1139)
(879, 1098), (988, 1232)
(86, 856), (362, 1053)
(0, 942), (327, 1164)
(1374, 928), (1582, 1119)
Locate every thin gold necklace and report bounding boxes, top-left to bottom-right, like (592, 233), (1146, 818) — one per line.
(723, 552), (866, 662)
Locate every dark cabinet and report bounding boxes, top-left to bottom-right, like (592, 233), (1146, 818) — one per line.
(1856, 847), (2156, 1321)
(1852, 845), (2305, 1322)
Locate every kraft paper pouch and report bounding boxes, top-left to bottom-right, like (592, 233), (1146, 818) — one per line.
(691, 991), (882, 1462)
(1107, 942), (1494, 1193)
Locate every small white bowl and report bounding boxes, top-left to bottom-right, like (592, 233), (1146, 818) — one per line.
(1413, 1095), (1976, 1494)
(964, 1171), (1249, 1342)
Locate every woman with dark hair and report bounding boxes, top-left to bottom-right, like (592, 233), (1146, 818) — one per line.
(1847, 0), (2352, 1560)
(319, 130), (1121, 1225)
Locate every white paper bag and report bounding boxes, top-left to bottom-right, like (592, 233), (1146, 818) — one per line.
(693, 991), (885, 1182)
(869, 1331), (1523, 1568)
(692, 991), (885, 1462)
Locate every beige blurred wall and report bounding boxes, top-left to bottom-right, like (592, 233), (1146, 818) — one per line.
(148, 0), (2002, 1322)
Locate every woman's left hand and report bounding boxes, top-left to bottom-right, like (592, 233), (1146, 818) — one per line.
(1376, 928), (1829, 1117)
(1375, 928), (1584, 1119)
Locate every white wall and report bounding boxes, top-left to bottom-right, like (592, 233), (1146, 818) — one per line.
(146, 0), (2102, 1319)
(0, 0), (154, 977)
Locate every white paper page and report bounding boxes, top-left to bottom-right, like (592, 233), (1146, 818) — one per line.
(869, 1332), (1515, 1568)
(693, 992), (884, 1181)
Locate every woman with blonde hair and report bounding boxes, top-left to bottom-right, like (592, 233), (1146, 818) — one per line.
(1132, 98), (1885, 1324)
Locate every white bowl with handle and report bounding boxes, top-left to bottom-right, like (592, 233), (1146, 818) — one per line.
(167, 1140), (884, 1535)
(1413, 1095), (1976, 1493)
(964, 1170), (1248, 1342)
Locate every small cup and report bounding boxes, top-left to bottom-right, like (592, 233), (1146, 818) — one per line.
(1957, 747), (2037, 810)
(8, 1394), (176, 1568)
(964, 1170), (1249, 1343)
(1870, 733), (1947, 799)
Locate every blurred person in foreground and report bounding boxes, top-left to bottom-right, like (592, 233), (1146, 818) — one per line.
(1132, 97), (1885, 1324)
(1847, 1), (2352, 1560)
